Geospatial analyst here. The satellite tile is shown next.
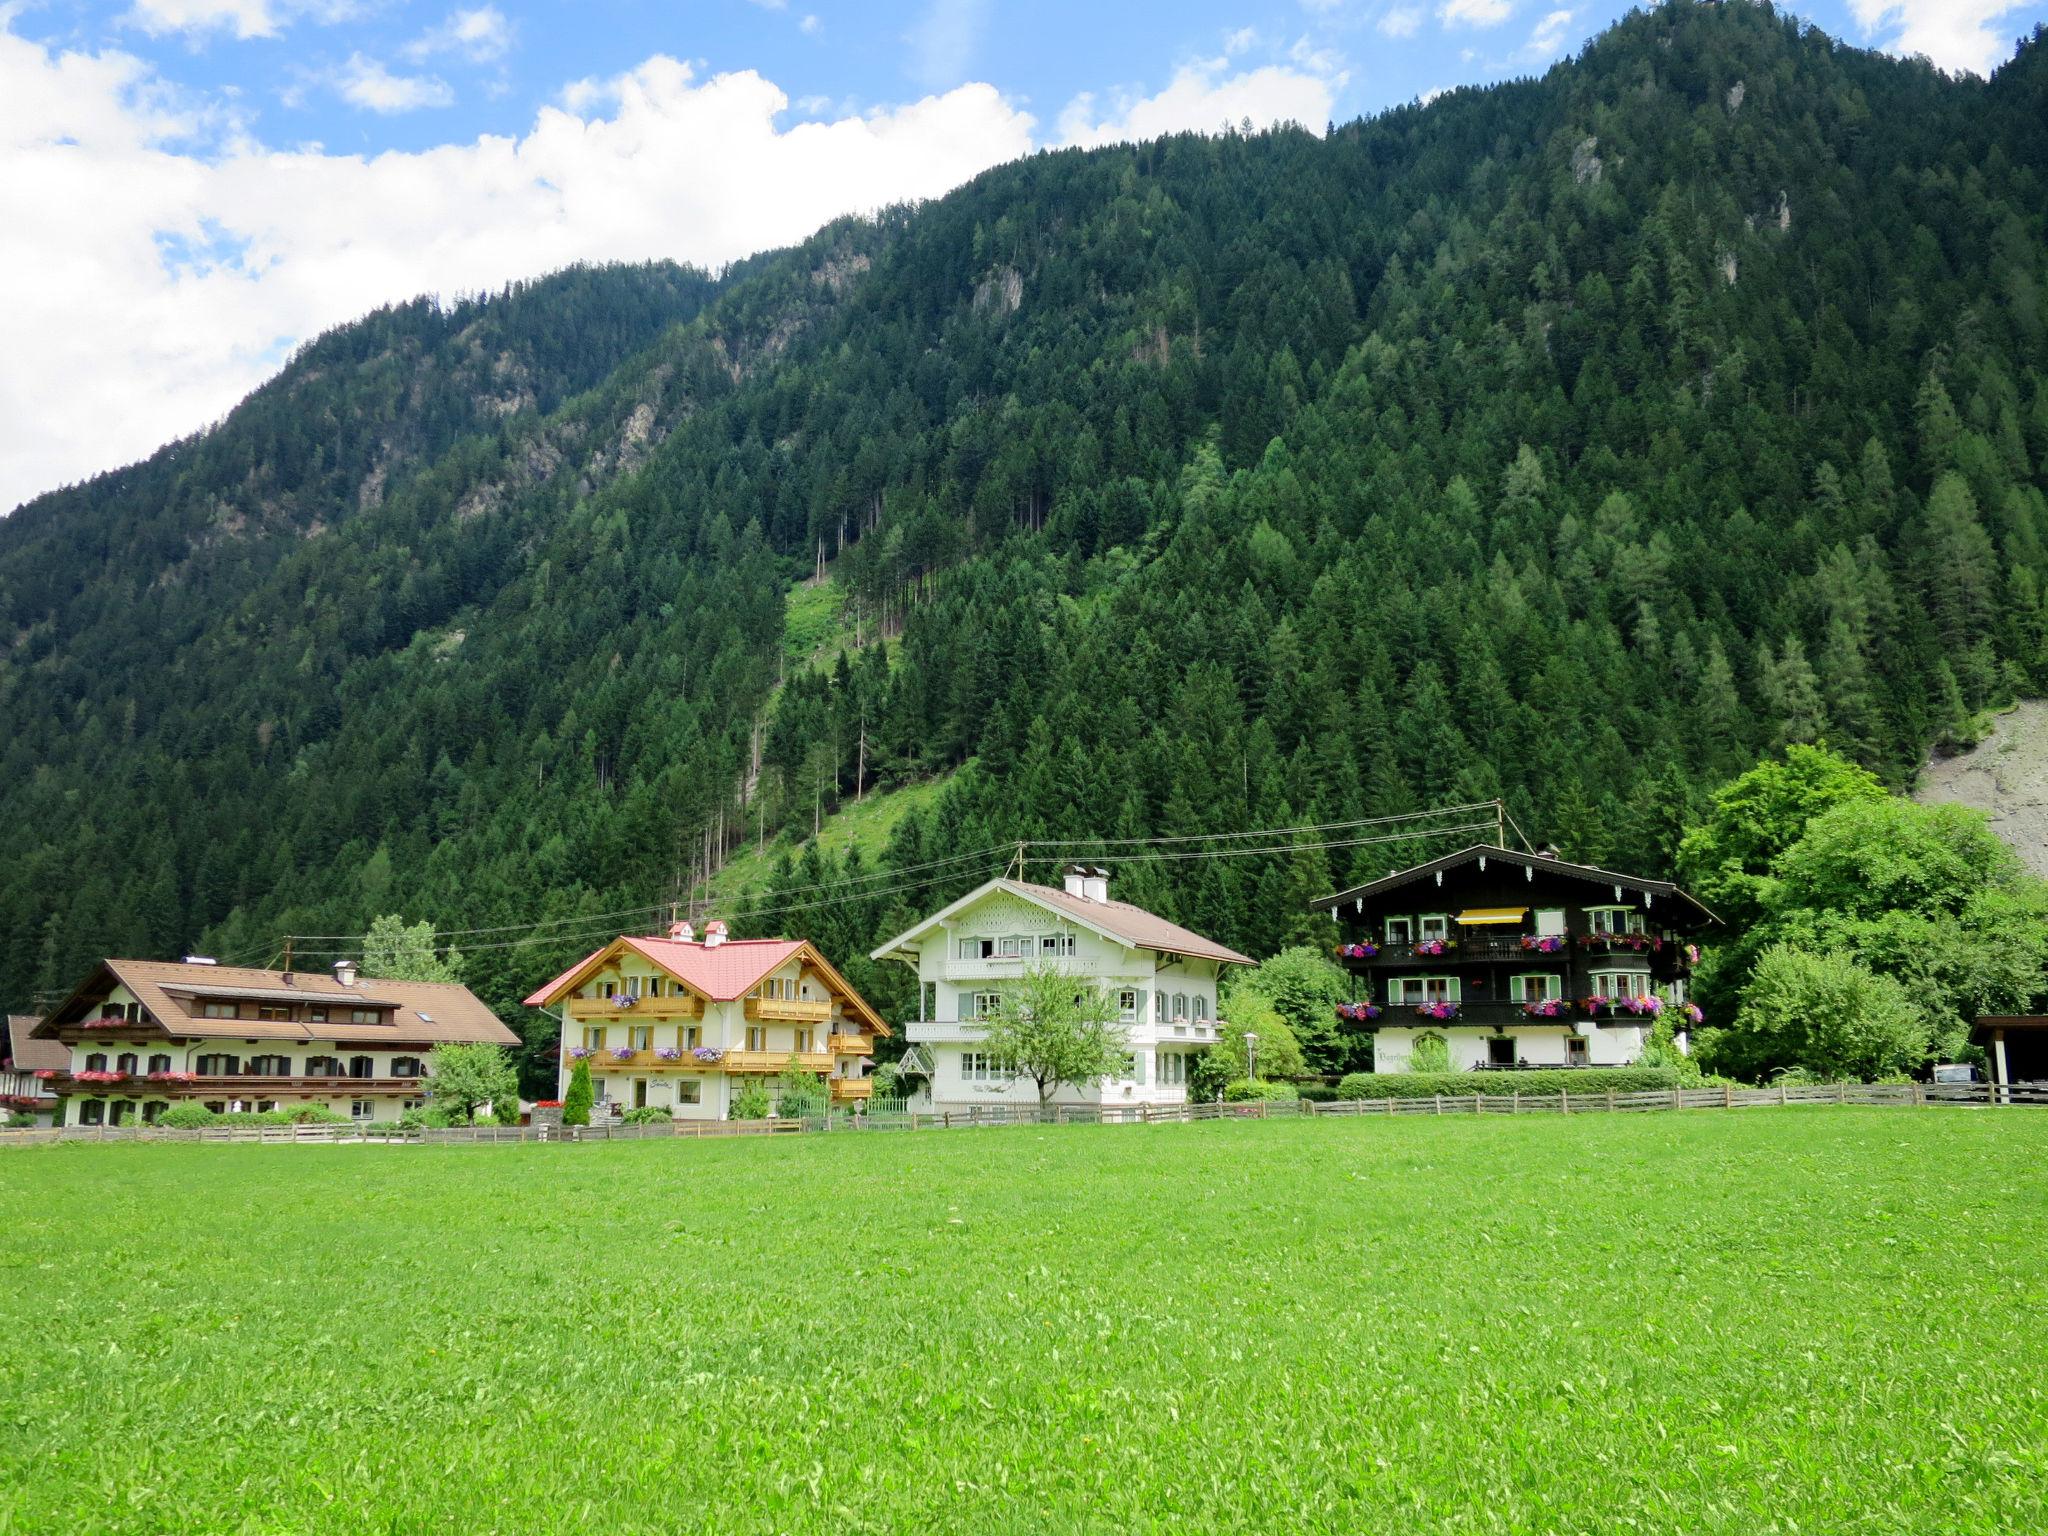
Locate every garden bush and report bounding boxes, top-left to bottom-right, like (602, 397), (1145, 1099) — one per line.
(1335, 1067), (1685, 1100)
(157, 1105), (218, 1128)
(621, 1106), (671, 1124)
(1222, 1079), (1299, 1102)
(731, 1080), (771, 1119)
(562, 1060), (593, 1127)
(1295, 1083), (1338, 1103)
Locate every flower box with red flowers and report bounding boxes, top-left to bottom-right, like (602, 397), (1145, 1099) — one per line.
(1334, 1002), (1382, 1024)
(81, 1017), (129, 1030)
(1412, 1001), (1460, 1021)
(534, 1100), (564, 1109)
(1411, 938), (1455, 958)
(1519, 935), (1566, 954)
(74, 1070), (128, 1084)
(146, 1071), (198, 1084)
(1335, 942), (1379, 960)
(1520, 998), (1570, 1018)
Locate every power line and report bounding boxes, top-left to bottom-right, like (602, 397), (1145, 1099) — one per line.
(1022, 801), (1502, 850)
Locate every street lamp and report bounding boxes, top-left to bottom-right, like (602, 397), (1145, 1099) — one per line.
(1245, 1031), (1259, 1082)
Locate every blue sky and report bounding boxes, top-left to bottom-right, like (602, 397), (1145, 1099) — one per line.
(3, 0), (2044, 510)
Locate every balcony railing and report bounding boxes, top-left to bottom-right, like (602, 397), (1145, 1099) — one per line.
(829, 1079), (874, 1100)
(828, 1034), (873, 1055)
(1343, 999), (1667, 1029)
(566, 996), (701, 1020)
(43, 1072), (427, 1096)
(743, 997), (833, 1023)
(575, 1050), (717, 1073)
(1337, 932), (1688, 966)
(720, 1050), (834, 1074)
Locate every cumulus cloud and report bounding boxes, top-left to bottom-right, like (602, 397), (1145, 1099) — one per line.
(1058, 55), (1343, 146)
(124, 0), (279, 39)
(1438, 0), (1514, 27)
(403, 6), (513, 65)
(1846, 0), (2031, 77)
(333, 53), (454, 112)
(1521, 7), (1576, 61)
(1378, 7), (1423, 38)
(0, 33), (1038, 510)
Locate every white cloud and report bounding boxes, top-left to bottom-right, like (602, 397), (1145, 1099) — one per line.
(905, 0), (989, 89)
(1378, 7), (1423, 38)
(1224, 26), (1258, 55)
(0, 33), (1039, 510)
(1058, 55), (1343, 147)
(1522, 7), (1575, 61)
(1846, 0), (2030, 77)
(1438, 0), (1514, 27)
(403, 6), (512, 65)
(799, 14), (821, 35)
(1418, 84), (1448, 105)
(124, 0), (278, 39)
(333, 53), (454, 113)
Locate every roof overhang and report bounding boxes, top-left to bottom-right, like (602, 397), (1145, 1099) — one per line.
(1316, 845), (1719, 927)
(522, 937), (716, 1011)
(869, 879), (1139, 966)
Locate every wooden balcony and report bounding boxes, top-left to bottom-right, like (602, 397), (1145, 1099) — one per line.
(828, 1033), (873, 1056)
(829, 1079), (873, 1101)
(720, 1049), (833, 1074)
(574, 1051), (715, 1073)
(743, 997), (833, 1023)
(45, 1072), (426, 1097)
(565, 995), (701, 1021)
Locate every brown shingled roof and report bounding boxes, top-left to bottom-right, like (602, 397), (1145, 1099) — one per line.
(6, 1015), (68, 1073)
(33, 960), (517, 1047)
(871, 878), (1253, 968)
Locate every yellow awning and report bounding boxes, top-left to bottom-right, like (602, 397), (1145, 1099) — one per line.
(1455, 907), (1527, 925)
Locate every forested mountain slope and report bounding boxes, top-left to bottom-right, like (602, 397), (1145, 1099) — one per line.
(3, 1), (2046, 1084)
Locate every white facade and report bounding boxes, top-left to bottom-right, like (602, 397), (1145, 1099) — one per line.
(875, 880), (1248, 1113)
(1370, 1022), (1649, 1074)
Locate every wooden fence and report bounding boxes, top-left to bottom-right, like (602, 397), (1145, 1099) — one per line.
(2, 1080), (2041, 1148)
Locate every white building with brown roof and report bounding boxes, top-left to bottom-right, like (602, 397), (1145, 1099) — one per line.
(29, 958), (519, 1127)
(523, 922), (890, 1120)
(5, 1014), (67, 1123)
(871, 866), (1254, 1112)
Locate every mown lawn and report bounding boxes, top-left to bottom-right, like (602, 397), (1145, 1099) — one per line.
(1, 1110), (2043, 1534)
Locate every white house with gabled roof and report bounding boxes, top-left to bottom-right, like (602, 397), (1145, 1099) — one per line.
(870, 865), (1254, 1112)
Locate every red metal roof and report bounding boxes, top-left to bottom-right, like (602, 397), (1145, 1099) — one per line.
(523, 937), (804, 1008)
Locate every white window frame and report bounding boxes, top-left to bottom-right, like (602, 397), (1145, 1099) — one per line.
(1589, 970), (1652, 999)
(971, 992), (1004, 1020)
(1117, 989), (1138, 1023)
(1384, 916), (1414, 946)
(1390, 975), (1462, 1005)
(1417, 913), (1450, 941)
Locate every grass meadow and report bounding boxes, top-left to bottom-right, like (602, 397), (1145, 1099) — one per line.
(1, 1109), (2043, 1534)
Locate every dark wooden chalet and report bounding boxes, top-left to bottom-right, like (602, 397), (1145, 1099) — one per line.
(1317, 844), (1718, 1068)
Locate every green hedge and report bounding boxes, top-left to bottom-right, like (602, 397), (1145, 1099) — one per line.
(621, 1106), (671, 1124)
(1223, 1079), (1299, 1102)
(1335, 1068), (1685, 1100)
(1295, 1083), (1339, 1103)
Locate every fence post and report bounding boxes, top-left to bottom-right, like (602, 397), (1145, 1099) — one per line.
(1472, 1093), (1481, 1115)
(1512, 1091), (1520, 1115)
(1672, 1087), (1682, 1111)
(1779, 1082), (1788, 1107)
(1723, 1082), (1733, 1110)
(1836, 1081), (1847, 1106)
(1560, 1087), (1568, 1115)
(1434, 1094), (1442, 1115)
(1606, 1090), (1615, 1112)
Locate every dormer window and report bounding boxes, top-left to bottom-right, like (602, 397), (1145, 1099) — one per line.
(202, 1002), (237, 1020)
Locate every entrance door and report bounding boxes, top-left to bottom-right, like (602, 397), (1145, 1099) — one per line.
(633, 1078), (648, 1109)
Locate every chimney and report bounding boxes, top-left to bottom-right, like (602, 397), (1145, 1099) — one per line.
(333, 958), (358, 988)
(703, 920), (727, 949)
(182, 955), (218, 966)
(1062, 864), (1088, 898)
(669, 921), (694, 943)
(1082, 865), (1109, 903)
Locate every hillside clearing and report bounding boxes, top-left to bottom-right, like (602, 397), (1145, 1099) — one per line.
(2, 1110), (2043, 1533)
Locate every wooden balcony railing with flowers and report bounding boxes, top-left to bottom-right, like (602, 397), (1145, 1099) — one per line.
(565, 995), (701, 1021)
(39, 1071), (427, 1096)
(743, 997), (833, 1023)
(720, 1049), (834, 1074)
(1333, 996), (1694, 1030)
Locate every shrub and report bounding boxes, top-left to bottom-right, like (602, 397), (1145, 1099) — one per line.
(775, 1057), (827, 1119)
(731, 1079), (771, 1119)
(562, 1060), (593, 1127)
(396, 1105), (464, 1130)
(282, 1105), (348, 1125)
(1722, 945), (1931, 1082)
(1335, 1067), (1685, 1100)
(1406, 1034), (1452, 1074)
(7, 1111), (34, 1128)
(621, 1106), (670, 1124)
(494, 1094), (521, 1126)
(1222, 1078), (1299, 1102)
(157, 1104), (218, 1128)
(1295, 1083), (1339, 1103)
